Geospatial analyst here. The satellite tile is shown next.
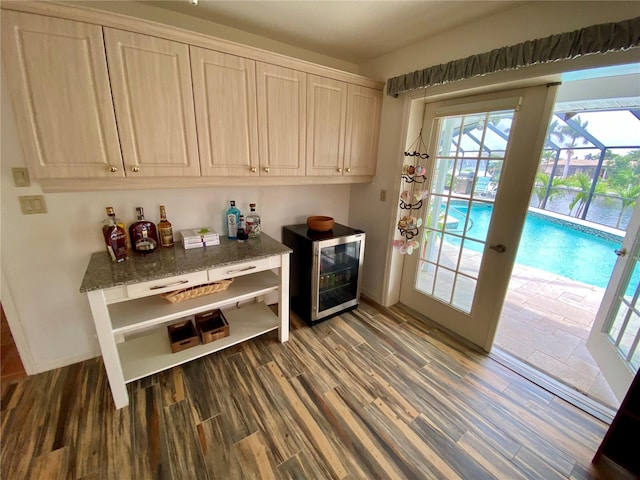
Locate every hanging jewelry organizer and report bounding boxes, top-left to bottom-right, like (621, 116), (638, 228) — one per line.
(393, 129), (430, 255)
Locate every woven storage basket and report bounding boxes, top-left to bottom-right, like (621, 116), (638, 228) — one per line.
(161, 278), (233, 303)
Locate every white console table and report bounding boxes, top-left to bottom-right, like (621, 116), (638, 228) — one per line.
(80, 233), (291, 409)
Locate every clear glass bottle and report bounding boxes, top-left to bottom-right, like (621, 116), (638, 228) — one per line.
(102, 207), (127, 262)
(237, 215), (248, 241)
(157, 205), (174, 247)
(129, 207), (158, 254)
(226, 200), (241, 239)
(246, 203), (261, 238)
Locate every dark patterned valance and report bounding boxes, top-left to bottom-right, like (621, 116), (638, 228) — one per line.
(387, 16), (640, 97)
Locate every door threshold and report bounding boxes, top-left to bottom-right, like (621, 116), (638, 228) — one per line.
(489, 347), (616, 424)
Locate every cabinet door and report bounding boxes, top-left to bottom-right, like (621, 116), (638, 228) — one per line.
(256, 63), (306, 176)
(191, 47), (259, 177)
(1, 11), (123, 178)
(344, 85), (382, 176)
(306, 75), (347, 177)
(104, 28), (200, 177)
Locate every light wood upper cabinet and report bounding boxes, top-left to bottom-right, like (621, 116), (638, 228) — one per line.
(104, 28), (200, 177)
(306, 75), (348, 177)
(344, 85), (382, 176)
(190, 47), (259, 177)
(1, 5), (384, 190)
(256, 63), (306, 176)
(1, 11), (123, 178)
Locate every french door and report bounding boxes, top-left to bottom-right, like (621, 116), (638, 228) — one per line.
(400, 85), (557, 350)
(587, 200), (640, 402)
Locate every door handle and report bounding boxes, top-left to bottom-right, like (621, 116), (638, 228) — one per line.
(615, 248), (627, 257)
(489, 244), (506, 253)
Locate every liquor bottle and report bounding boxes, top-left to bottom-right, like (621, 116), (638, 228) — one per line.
(102, 207), (127, 262)
(237, 215), (248, 241)
(129, 207), (158, 254)
(226, 200), (241, 239)
(246, 203), (261, 238)
(157, 205), (174, 247)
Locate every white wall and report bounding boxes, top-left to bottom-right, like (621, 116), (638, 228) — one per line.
(350, 1), (640, 305)
(0, 8), (353, 372)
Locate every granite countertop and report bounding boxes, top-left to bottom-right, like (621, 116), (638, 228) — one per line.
(80, 233), (291, 293)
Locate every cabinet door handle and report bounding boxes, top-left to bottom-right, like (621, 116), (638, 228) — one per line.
(131, 166), (141, 173)
(226, 265), (257, 274)
(264, 167), (270, 173)
(337, 168), (342, 173)
(250, 167), (257, 173)
(108, 165), (118, 173)
(149, 279), (189, 290)
(346, 168), (351, 173)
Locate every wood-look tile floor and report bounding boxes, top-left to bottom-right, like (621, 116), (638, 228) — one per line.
(1, 300), (615, 479)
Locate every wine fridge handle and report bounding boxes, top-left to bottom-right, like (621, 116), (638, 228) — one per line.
(149, 280), (189, 290)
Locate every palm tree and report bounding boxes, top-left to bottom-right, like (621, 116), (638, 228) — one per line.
(567, 173), (606, 217)
(612, 184), (640, 229)
(532, 172), (569, 208)
(548, 117), (590, 179)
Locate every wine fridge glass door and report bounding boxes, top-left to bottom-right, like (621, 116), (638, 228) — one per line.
(313, 234), (364, 321)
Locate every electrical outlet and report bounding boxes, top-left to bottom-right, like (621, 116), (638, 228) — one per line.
(380, 189), (387, 202)
(19, 195), (47, 214)
(12, 168), (30, 187)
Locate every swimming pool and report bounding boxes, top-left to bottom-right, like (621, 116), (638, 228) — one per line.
(444, 201), (636, 292)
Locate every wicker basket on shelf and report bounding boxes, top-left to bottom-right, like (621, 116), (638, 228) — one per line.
(161, 278), (234, 303)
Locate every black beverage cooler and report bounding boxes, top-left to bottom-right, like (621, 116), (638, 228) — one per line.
(282, 223), (365, 325)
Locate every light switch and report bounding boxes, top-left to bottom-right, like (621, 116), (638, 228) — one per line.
(19, 195), (47, 214)
(380, 189), (387, 202)
(12, 168), (30, 187)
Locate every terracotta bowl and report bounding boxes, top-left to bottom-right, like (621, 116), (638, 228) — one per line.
(307, 216), (334, 232)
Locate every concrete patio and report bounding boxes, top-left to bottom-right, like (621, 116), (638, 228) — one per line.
(495, 262), (619, 408)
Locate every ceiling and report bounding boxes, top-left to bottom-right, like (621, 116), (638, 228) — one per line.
(142, 0), (520, 64)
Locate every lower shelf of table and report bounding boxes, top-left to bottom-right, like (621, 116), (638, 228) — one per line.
(117, 301), (280, 383)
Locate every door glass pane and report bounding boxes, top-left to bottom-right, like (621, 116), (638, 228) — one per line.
(437, 117), (462, 156)
(619, 310), (640, 361)
(605, 254), (640, 364)
(472, 160), (502, 201)
(632, 344), (640, 370)
(442, 200), (468, 234)
(466, 201), (493, 242)
(417, 259), (436, 295)
(416, 109), (515, 314)
(459, 239), (484, 278)
(452, 275), (476, 313)
(433, 266), (454, 303)
(459, 115), (485, 157)
(484, 113), (511, 153)
(440, 233), (462, 269)
(432, 158), (455, 194)
(318, 241), (360, 314)
(421, 229), (442, 264)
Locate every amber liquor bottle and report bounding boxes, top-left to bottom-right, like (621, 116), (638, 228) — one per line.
(129, 207), (158, 254)
(157, 205), (174, 247)
(102, 207), (128, 262)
